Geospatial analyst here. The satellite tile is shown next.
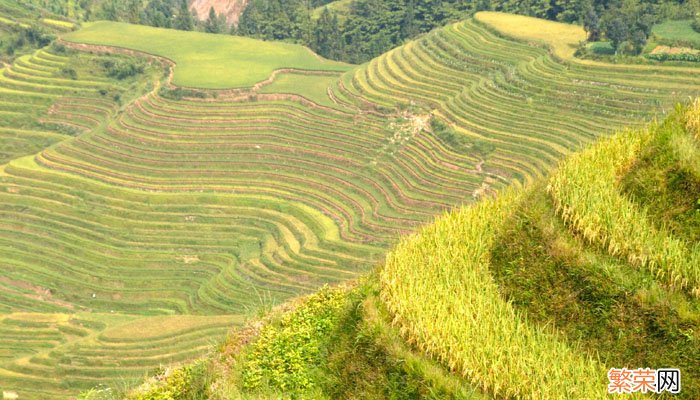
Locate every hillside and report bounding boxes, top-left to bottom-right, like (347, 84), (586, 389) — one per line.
(124, 103), (700, 399)
(382, 102), (700, 398)
(341, 12), (700, 181)
(1, 10), (700, 399)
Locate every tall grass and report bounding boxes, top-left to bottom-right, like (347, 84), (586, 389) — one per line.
(687, 98), (700, 140)
(547, 117), (700, 297)
(380, 191), (611, 399)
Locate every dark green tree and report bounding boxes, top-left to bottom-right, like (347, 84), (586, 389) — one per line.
(142, 0), (175, 28)
(174, 0), (195, 31)
(204, 6), (226, 33)
(126, 0), (141, 24)
(606, 17), (628, 54)
(100, 0), (120, 21)
(584, 8), (601, 41)
(314, 8), (337, 58)
(631, 28), (647, 54)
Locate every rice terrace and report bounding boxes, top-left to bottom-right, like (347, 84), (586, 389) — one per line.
(0, 0), (699, 399)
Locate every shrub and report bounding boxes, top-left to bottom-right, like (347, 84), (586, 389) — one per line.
(693, 16), (700, 33)
(128, 362), (209, 400)
(158, 87), (207, 100)
(646, 52), (700, 62)
(51, 42), (67, 54)
(60, 67), (78, 80)
(23, 25), (55, 47)
(102, 59), (145, 80)
(242, 286), (347, 393)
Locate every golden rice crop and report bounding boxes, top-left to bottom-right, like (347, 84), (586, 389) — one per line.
(380, 191), (612, 399)
(687, 98), (700, 140)
(547, 126), (700, 297)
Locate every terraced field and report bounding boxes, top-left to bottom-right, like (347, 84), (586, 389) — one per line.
(340, 12), (700, 182)
(0, 313), (243, 399)
(0, 31), (486, 398)
(3, 12), (700, 398)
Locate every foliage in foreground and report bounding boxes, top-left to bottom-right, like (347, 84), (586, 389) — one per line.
(123, 280), (485, 400)
(548, 108), (700, 297)
(240, 286), (347, 393)
(381, 190), (610, 399)
(379, 103), (700, 400)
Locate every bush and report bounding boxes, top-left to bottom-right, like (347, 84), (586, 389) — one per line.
(158, 87), (207, 100)
(242, 287), (347, 393)
(128, 362), (209, 400)
(23, 25), (55, 47)
(646, 52), (700, 62)
(52, 42), (66, 54)
(102, 59), (145, 80)
(60, 67), (78, 80)
(693, 16), (700, 33)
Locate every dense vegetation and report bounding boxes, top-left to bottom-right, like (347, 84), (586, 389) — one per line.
(0, 0), (76, 61)
(123, 280), (488, 400)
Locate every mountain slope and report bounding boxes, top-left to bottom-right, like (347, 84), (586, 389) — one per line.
(2, 11), (700, 399)
(128, 99), (700, 400)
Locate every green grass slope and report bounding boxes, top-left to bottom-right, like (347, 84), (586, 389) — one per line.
(63, 21), (351, 89)
(653, 19), (700, 49)
(124, 280), (489, 400)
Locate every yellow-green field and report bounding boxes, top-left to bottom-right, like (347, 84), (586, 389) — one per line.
(475, 11), (586, 59)
(63, 22), (352, 89)
(41, 18), (75, 31)
(0, 23), (484, 398)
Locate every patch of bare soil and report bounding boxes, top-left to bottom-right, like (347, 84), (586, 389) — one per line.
(190, 0), (248, 26)
(0, 276), (75, 309)
(176, 255), (200, 264)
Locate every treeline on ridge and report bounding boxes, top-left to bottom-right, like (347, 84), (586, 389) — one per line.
(11, 0), (700, 63)
(238, 0), (698, 62)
